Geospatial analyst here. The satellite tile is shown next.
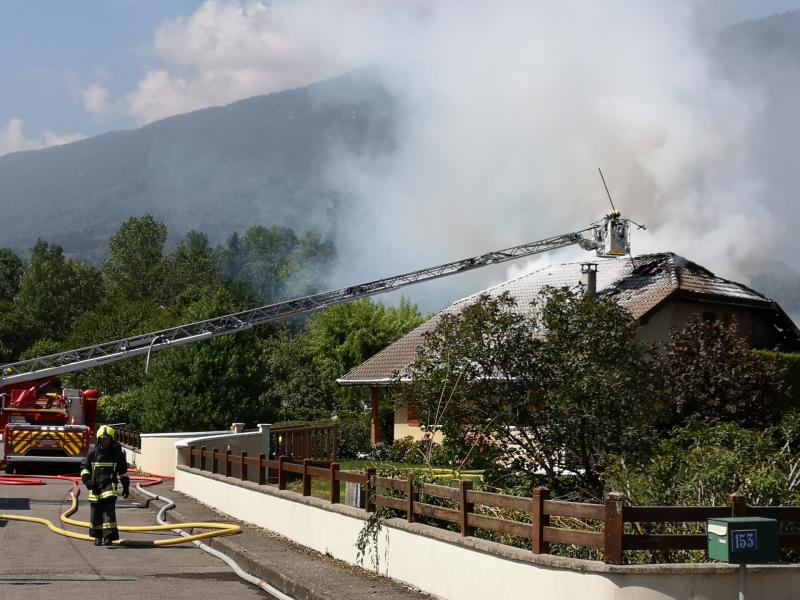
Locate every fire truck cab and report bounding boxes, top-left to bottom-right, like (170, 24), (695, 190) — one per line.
(0, 379), (97, 473)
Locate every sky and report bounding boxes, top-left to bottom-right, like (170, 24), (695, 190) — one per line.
(2, 0), (799, 154)
(1, 0), (800, 313)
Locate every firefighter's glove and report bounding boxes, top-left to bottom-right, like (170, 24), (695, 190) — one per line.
(92, 484), (101, 496)
(81, 473), (90, 488)
(121, 476), (130, 499)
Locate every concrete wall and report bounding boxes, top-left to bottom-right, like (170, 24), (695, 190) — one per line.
(174, 424), (270, 481)
(175, 466), (800, 600)
(121, 424), (270, 476)
(121, 430), (230, 475)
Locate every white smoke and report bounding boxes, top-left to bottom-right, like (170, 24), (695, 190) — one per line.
(107, 0), (795, 308)
(0, 118), (85, 158)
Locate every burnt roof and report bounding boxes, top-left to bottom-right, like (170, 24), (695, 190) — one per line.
(337, 252), (799, 386)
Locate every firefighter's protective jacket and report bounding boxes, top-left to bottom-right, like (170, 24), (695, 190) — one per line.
(80, 440), (128, 502)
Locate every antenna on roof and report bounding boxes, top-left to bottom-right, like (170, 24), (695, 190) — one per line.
(598, 167), (617, 214)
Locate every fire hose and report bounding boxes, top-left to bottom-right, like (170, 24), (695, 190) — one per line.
(0, 474), (240, 545)
(0, 473), (293, 598)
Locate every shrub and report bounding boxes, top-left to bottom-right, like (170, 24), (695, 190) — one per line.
(337, 418), (372, 459)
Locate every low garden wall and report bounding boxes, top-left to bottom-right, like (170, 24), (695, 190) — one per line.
(174, 463), (800, 600)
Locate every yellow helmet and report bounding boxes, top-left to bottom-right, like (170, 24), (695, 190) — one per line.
(97, 425), (115, 439)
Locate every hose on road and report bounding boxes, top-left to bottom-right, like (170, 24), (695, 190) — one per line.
(136, 481), (294, 599)
(0, 474), (241, 546)
(0, 473), (293, 598)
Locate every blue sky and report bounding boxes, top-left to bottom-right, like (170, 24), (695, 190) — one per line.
(0, 1), (203, 138)
(1, 0), (799, 155)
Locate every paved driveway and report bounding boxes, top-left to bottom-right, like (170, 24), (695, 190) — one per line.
(0, 476), (267, 599)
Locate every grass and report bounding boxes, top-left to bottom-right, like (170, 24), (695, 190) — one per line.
(284, 460), (484, 501)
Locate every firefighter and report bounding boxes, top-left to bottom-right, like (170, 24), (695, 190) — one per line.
(80, 425), (130, 546)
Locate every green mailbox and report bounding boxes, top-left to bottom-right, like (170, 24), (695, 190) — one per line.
(707, 517), (778, 564)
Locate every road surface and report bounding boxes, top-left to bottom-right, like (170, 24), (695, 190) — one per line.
(0, 474), (268, 599)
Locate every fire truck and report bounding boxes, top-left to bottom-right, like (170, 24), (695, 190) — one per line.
(0, 212), (638, 473)
(0, 378), (97, 472)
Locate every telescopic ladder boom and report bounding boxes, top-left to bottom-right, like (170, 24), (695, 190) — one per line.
(0, 214), (634, 386)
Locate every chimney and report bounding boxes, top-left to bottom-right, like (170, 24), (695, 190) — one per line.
(581, 263), (597, 298)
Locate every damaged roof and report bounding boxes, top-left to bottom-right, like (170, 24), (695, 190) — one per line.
(337, 252), (799, 387)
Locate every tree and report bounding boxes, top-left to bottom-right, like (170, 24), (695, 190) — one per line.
(103, 215), (167, 302)
(218, 225), (334, 303)
(660, 316), (790, 429)
(0, 248), (24, 302)
(62, 296), (173, 395)
(308, 298), (424, 413)
(404, 289), (657, 498)
(160, 230), (219, 304)
(14, 240), (103, 342)
(260, 329), (335, 422)
(137, 287), (268, 432)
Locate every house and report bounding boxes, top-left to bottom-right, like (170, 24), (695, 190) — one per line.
(336, 253), (800, 443)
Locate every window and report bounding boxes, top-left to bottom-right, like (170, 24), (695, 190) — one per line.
(407, 404), (420, 427)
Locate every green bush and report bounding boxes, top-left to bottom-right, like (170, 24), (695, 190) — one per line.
(757, 351), (800, 409)
(337, 418), (372, 459)
(97, 390), (144, 431)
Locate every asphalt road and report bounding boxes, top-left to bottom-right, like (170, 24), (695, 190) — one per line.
(0, 476), (268, 599)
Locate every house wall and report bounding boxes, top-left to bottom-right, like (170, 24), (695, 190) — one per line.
(636, 300), (780, 348)
(393, 402), (444, 442)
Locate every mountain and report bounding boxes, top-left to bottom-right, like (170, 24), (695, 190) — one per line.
(0, 70), (397, 262)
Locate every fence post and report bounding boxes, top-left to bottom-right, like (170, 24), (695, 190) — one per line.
(330, 463), (340, 504)
(407, 473), (416, 523)
(200, 446), (207, 471)
(302, 458), (312, 496)
(241, 451), (248, 481)
(460, 480), (474, 537)
(604, 491), (624, 564)
(729, 492), (747, 517)
(189, 445), (195, 469)
(224, 449), (232, 478)
(212, 448), (218, 474)
(278, 455), (287, 490)
(365, 467), (376, 513)
(532, 486), (549, 554)
(258, 453), (266, 485)
(333, 425), (339, 461)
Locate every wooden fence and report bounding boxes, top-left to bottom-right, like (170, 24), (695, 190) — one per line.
(270, 423), (338, 461)
(182, 445), (800, 564)
(116, 428), (141, 450)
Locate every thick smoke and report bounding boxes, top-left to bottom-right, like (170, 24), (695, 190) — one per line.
(114, 1), (799, 311)
(319, 2), (775, 307)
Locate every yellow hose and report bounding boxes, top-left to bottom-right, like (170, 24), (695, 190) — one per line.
(0, 476), (240, 546)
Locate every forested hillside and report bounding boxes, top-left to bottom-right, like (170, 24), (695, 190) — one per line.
(0, 215), (423, 440)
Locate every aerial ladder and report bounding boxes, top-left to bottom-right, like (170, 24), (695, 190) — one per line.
(0, 213), (636, 389)
(0, 212), (637, 470)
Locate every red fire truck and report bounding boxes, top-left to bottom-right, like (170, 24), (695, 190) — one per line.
(0, 378), (97, 473)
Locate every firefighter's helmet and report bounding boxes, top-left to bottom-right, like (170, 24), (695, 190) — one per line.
(97, 425), (115, 439)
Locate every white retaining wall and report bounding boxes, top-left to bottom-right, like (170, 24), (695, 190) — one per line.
(122, 424), (270, 476)
(174, 466), (800, 600)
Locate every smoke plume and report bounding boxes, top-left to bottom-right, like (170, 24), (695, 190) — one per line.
(113, 1), (799, 310)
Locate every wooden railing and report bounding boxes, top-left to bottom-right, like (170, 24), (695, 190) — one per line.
(181, 445), (800, 564)
(269, 423), (338, 461)
(116, 428), (141, 450)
